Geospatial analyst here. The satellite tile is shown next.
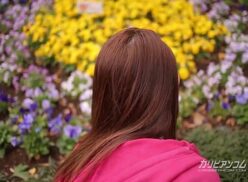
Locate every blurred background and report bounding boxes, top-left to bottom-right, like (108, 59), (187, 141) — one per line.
(0, 0), (247, 181)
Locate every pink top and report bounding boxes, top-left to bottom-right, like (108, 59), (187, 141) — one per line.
(73, 138), (220, 182)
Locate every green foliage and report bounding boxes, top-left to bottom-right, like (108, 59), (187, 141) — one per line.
(224, 0), (248, 6)
(56, 135), (77, 155)
(0, 21), (9, 34)
(26, 158), (57, 182)
(209, 100), (230, 119)
(0, 122), (12, 158)
(185, 127), (248, 182)
(22, 129), (51, 158)
(0, 159), (57, 182)
(179, 95), (197, 119)
(0, 172), (9, 182)
(62, 63), (76, 74)
(240, 0), (248, 6)
(0, 101), (8, 116)
(11, 164), (30, 181)
(21, 72), (45, 89)
(231, 104), (248, 125)
(21, 115), (53, 158)
(179, 87), (204, 121)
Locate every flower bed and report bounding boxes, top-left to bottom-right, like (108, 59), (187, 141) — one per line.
(180, 0), (248, 126)
(0, 1), (92, 174)
(23, 0), (227, 79)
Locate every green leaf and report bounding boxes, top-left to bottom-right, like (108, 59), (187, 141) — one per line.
(0, 171), (9, 182)
(22, 129), (50, 158)
(11, 164), (30, 181)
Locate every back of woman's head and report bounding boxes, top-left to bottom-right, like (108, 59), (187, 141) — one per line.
(55, 27), (179, 181)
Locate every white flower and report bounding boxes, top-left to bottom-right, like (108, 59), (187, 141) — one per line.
(22, 98), (34, 109)
(203, 85), (213, 99)
(193, 76), (202, 86)
(80, 89), (93, 101)
(242, 52), (248, 63)
(3, 72), (10, 83)
(207, 63), (218, 76)
(184, 80), (194, 88)
(220, 60), (232, 73)
(61, 70), (93, 97)
(61, 81), (73, 92)
(71, 91), (77, 97)
(244, 87), (248, 93)
(80, 101), (91, 115)
(208, 72), (221, 87)
(34, 88), (42, 97)
(235, 86), (242, 95)
(197, 70), (204, 77)
(42, 99), (51, 110)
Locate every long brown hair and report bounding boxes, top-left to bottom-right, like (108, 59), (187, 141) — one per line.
(55, 28), (179, 181)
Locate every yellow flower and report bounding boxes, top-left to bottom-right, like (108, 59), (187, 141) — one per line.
(52, 42), (62, 54)
(77, 60), (87, 71)
(85, 64), (95, 76)
(179, 67), (190, 80)
(24, 0), (227, 79)
(191, 43), (200, 55)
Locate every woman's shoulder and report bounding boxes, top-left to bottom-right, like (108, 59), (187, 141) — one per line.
(87, 138), (220, 182)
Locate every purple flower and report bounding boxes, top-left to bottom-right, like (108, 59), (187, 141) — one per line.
(18, 113), (35, 133)
(63, 125), (82, 139)
(220, 60), (232, 73)
(22, 98), (37, 111)
(22, 98), (34, 108)
(64, 113), (72, 123)
(206, 101), (213, 112)
(19, 108), (29, 114)
(42, 99), (51, 110)
(224, 53), (236, 62)
(48, 87), (59, 100)
(23, 114), (34, 124)
(214, 92), (220, 100)
(48, 114), (62, 134)
(228, 95), (235, 101)
(242, 52), (248, 64)
(33, 88), (42, 97)
(12, 76), (20, 90)
(0, 91), (14, 103)
(19, 0), (28, 4)
(20, 65), (60, 101)
(25, 89), (33, 98)
(222, 102), (230, 110)
(0, 91), (9, 102)
(0, 0), (9, 5)
(207, 1), (230, 20)
(244, 90), (248, 100)
(10, 136), (21, 147)
(30, 102), (38, 112)
(207, 63), (218, 76)
(235, 94), (247, 105)
(45, 107), (54, 119)
(25, 88), (42, 98)
(203, 85), (214, 99)
(230, 42), (245, 53)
